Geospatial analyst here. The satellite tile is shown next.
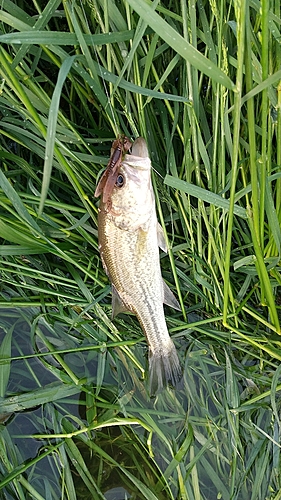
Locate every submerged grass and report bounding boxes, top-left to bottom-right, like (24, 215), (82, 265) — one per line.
(0, 0), (281, 498)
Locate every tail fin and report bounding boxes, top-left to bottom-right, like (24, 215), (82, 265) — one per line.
(149, 343), (182, 396)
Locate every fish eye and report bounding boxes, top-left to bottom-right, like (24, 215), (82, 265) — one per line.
(115, 173), (125, 188)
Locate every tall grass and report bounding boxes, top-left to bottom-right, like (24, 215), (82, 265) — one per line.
(0, 0), (281, 498)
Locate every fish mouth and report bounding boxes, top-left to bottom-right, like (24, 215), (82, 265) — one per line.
(123, 137), (151, 171)
(121, 136), (151, 170)
(131, 136), (149, 158)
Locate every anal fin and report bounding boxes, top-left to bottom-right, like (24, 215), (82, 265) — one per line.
(111, 284), (130, 319)
(162, 279), (181, 311)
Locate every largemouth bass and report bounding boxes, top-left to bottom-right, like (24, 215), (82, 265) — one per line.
(95, 137), (182, 394)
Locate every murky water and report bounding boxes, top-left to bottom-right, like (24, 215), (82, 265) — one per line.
(1, 307), (272, 500)
(1, 307), (179, 499)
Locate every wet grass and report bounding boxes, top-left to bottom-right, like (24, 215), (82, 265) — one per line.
(0, 0), (281, 498)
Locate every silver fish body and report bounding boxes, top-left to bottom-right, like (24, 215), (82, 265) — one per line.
(97, 137), (182, 394)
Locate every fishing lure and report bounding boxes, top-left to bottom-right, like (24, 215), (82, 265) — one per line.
(94, 135), (132, 210)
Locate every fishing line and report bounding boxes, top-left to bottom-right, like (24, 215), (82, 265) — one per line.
(77, 0), (140, 140)
(77, 0), (119, 136)
(76, 0), (177, 241)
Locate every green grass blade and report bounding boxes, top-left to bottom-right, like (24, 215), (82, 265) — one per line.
(0, 327), (12, 398)
(0, 382), (82, 414)
(164, 174), (247, 218)
(39, 55), (77, 215)
(125, 0), (235, 90)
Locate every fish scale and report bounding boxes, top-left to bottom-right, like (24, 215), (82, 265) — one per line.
(96, 137), (182, 394)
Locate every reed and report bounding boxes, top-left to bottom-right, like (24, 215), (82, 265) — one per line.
(0, 0), (280, 498)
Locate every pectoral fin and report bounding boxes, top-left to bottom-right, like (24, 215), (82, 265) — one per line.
(157, 223), (167, 252)
(162, 280), (181, 311)
(111, 285), (129, 319)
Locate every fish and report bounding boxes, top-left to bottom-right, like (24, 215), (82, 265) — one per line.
(95, 136), (182, 394)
